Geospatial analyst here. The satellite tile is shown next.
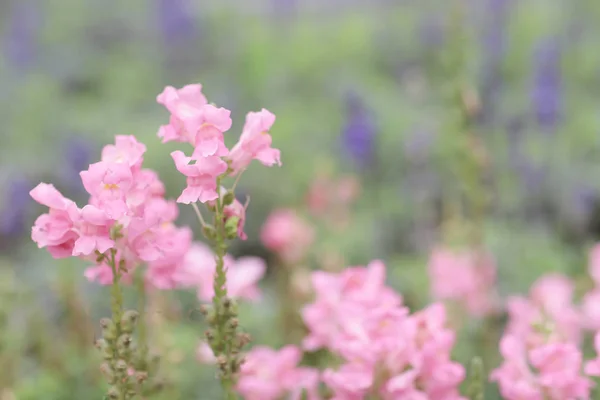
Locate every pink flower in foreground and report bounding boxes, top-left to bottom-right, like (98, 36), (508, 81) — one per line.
(156, 84), (208, 144)
(170, 150), (228, 204)
(175, 242), (265, 301)
(428, 246), (498, 317)
(80, 161), (133, 219)
(491, 335), (590, 400)
(261, 208), (314, 264)
(506, 274), (581, 346)
(236, 346), (320, 400)
(228, 109), (281, 175)
(69, 205), (114, 256)
(30, 183), (79, 258)
(186, 104), (232, 157)
(101, 135), (147, 171)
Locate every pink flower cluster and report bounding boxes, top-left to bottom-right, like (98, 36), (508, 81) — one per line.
(491, 274), (590, 399)
(175, 242), (265, 302)
(261, 208), (315, 264)
(156, 84), (281, 205)
(236, 346), (320, 400)
(428, 246), (498, 317)
(30, 135), (193, 288)
(304, 261), (466, 399)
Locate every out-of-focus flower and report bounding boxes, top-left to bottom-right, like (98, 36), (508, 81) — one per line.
(261, 208), (315, 264)
(156, 0), (196, 44)
(506, 274), (581, 347)
(0, 176), (32, 237)
(491, 335), (590, 400)
(531, 37), (562, 131)
(340, 92), (377, 170)
(175, 242), (265, 302)
(3, 1), (40, 70)
(236, 345), (320, 400)
(428, 246), (499, 317)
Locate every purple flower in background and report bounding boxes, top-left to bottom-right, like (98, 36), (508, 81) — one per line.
(0, 176), (32, 237)
(156, 0), (196, 44)
(340, 93), (377, 170)
(418, 16), (445, 48)
(61, 137), (95, 196)
(531, 37), (562, 131)
(479, 0), (511, 124)
(2, 1), (41, 70)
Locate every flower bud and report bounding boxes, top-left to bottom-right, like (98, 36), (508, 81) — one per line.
(106, 387), (120, 399)
(225, 216), (240, 239)
(100, 362), (115, 383)
(135, 371), (148, 384)
(228, 318), (239, 330)
(115, 359), (128, 372)
(222, 191), (235, 206)
(120, 310), (139, 333)
(100, 318), (117, 340)
(202, 225), (217, 241)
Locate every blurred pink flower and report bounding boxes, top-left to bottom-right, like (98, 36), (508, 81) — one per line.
(228, 109), (281, 175)
(428, 246), (498, 317)
(261, 208), (315, 264)
(236, 345), (320, 400)
(581, 289), (600, 331)
(176, 242), (265, 301)
(170, 150), (228, 204)
(585, 332), (600, 376)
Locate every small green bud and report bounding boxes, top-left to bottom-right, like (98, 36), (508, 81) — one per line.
(222, 191), (235, 206)
(228, 318), (239, 330)
(202, 225), (217, 241)
(199, 304), (210, 316)
(100, 318), (117, 340)
(106, 387), (120, 399)
(135, 371), (148, 384)
(224, 216), (240, 239)
(205, 329), (215, 341)
(100, 362), (115, 383)
(115, 359), (128, 372)
(120, 310), (139, 333)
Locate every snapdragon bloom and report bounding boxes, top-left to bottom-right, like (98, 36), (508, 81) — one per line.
(227, 109), (281, 176)
(236, 345), (320, 400)
(170, 150), (228, 203)
(304, 261), (466, 399)
(175, 242), (265, 301)
(261, 208), (315, 264)
(505, 274), (581, 347)
(491, 335), (590, 400)
(30, 135), (192, 290)
(428, 246), (498, 317)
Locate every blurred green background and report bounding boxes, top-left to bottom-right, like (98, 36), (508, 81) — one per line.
(2, 0), (600, 398)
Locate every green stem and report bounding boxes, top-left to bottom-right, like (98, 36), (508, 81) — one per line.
(108, 249), (127, 400)
(136, 272), (148, 370)
(212, 177), (237, 400)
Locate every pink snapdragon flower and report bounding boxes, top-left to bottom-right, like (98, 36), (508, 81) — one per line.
(101, 135), (147, 171)
(80, 161), (133, 219)
(261, 208), (315, 264)
(236, 345), (320, 400)
(170, 150), (228, 204)
(157, 84), (231, 157)
(491, 335), (590, 400)
(505, 274), (581, 346)
(428, 246), (498, 317)
(69, 205), (114, 256)
(175, 242), (266, 301)
(30, 183), (79, 258)
(228, 109), (281, 175)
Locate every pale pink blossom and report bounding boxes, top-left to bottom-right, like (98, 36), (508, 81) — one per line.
(145, 225), (193, 289)
(228, 109), (281, 175)
(506, 274), (581, 346)
(581, 289), (600, 331)
(176, 242), (266, 301)
(156, 84), (208, 144)
(170, 150), (228, 204)
(101, 135), (147, 171)
(69, 205), (114, 256)
(185, 104), (231, 157)
(261, 208), (314, 264)
(236, 346), (320, 400)
(196, 341), (216, 364)
(80, 161), (133, 218)
(428, 246), (498, 317)
(30, 183), (79, 258)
